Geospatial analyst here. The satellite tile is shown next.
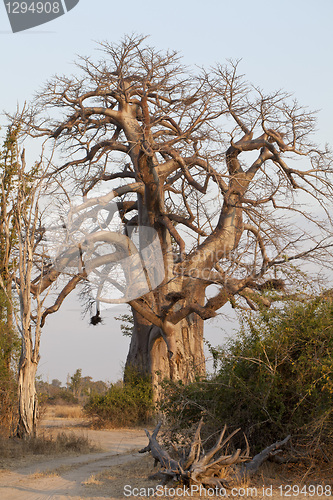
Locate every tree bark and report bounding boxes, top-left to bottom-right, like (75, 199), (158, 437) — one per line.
(124, 146), (206, 390)
(125, 308), (205, 395)
(16, 348), (38, 439)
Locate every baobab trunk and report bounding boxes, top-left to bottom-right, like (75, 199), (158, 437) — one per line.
(151, 314), (206, 387)
(125, 309), (205, 397)
(16, 348), (38, 438)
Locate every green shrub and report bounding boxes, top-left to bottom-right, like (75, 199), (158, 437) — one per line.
(160, 295), (333, 453)
(84, 369), (154, 428)
(46, 390), (79, 405)
(0, 289), (20, 436)
(0, 377), (18, 436)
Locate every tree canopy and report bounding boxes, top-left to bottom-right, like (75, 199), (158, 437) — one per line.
(12, 34), (333, 383)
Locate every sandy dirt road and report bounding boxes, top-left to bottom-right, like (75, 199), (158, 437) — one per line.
(1, 422), (332, 500)
(0, 424), (149, 500)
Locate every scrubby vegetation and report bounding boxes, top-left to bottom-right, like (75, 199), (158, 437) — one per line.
(159, 294), (333, 457)
(0, 365), (18, 435)
(0, 130), (21, 435)
(37, 369), (109, 408)
(0, 432), (96, 466)
(0, 291), (20, 436)
(84, 369), (154, 428)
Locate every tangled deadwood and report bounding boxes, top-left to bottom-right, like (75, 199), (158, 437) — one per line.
(139, 420), (290, 488)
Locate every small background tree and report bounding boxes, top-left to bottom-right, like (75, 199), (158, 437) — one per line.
(69, 368), (82, 399)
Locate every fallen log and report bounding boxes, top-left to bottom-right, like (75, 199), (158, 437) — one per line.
(139, 420), (290, 488)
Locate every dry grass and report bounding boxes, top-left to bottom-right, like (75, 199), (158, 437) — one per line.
(43, 404), (83, 420)
(0, 431), (97, 469)
(33, 462), (91, 478)
(82, 455), (156, 498)
(32, 469), (60, 479)
(82, 474), (103, 486)
(82, 455), (333, 500)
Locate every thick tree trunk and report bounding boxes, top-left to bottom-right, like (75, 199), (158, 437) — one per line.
(124, 149), (207, 394)
(16, 352), (38, 439)
(125, 308), (205, 396)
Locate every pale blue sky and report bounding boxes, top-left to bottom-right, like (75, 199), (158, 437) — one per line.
(1, 0), (332, 384)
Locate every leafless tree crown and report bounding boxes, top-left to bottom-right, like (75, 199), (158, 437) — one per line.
(15, 34), (333, 327)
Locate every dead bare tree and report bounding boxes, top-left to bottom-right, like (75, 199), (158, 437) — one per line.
(0, 136), (87, 438)
(13, 35), (333, 392)
(139, 420), (290, 488)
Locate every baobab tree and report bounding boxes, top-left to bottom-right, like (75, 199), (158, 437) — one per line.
(15, 35), (333, 390)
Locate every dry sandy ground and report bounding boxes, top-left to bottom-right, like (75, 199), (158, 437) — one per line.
(0, 420), (149, 500)
(0, 419), (331, 500)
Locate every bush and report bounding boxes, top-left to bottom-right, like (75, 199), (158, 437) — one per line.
(45, 390), (79, 406)
(0, 431), (96, 464)
(160, 295), (333, 454)
(0, 292), (20, 436)
(0, 377), (18, 436)
(84, 369), (154, 428)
